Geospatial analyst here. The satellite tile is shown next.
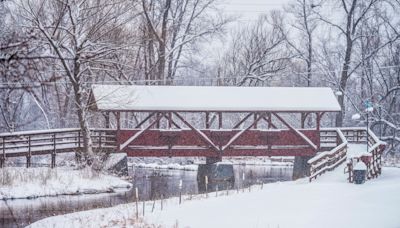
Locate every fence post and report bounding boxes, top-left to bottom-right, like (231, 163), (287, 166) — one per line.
(1, 137), (5, 168)
(51, 133), (56, 168)
(336, 130), (340, 146)
(142, 200), (145, 216)
(27, 135), (31, 168)
(135, 187), (139, 219)
(98, 131), (102, 149)
(347, 162), (353, 183)
(161, 194), (163, 210)
(205, 176), (208, 198)
(179, 179), (182, 204)
(78, 131), (81, 148)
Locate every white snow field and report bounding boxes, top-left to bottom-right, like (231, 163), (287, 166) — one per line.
(0, 167), (132, 200)
(28, 144), (400, 228)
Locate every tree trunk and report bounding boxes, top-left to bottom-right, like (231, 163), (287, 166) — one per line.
(336, 37), (353, 127)
(73, 83), (95, 166)
(158, 0), (171, 85)
(72, 55), (95, 166)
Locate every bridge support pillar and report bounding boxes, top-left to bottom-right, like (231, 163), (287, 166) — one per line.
(292, 156), (312, 180)
(206, 157), (222, 164)
(197, 163), (234, 192)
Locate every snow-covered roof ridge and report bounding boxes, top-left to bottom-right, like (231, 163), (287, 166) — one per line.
(90, 85), (341, 112)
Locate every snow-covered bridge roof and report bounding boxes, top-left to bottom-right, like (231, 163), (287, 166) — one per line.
(90, 85), (341, 112)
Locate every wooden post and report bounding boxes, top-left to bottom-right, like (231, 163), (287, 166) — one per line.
(168, 112), (172, 129)
(161, 194), (163, 210)
(77, 131), (80, 148)
(267, 112), (272, 129)
(51, 133), (56, 168)
(253, 113), (258, 129)
(156, 112), (161, 129)
(116, 112), (121, 148)
(356, 130), (359, 142)
(105, 112), (110, 128)
(116, 112), (121, 131)
(316, 112), (321, 132)
(152, 199), (156, 212)
(301, 113), (306, 129)
(27, 136), (31, 168)
(135, 187), (139, 219)
(142, 201), (145, 216)
(179, 179), (182, 204)
(316, 113), (322, 150)
(1, 137), (5, 168)
(98, 131), (102, 149)
(242, 172), (245, 193)
(205, 112), (210, 129)
(218, 112), (222, 129)
(205, 175), (208, 197)
(336, 130), (340, 146)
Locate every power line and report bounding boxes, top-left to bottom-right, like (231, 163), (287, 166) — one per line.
(1, 64), (400, 88)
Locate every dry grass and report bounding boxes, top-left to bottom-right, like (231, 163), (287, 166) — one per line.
(0, 167), (102, 186)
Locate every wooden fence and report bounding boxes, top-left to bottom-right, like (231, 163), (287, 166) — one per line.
(0, 128), (116, 168)
(308, 128), (348, 181)
(344, 128), (386, 183)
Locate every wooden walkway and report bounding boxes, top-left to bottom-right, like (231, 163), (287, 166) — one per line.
(309, 127), (386, 182)
(0, 128), (116, 167)
(0, 127), (385, 182)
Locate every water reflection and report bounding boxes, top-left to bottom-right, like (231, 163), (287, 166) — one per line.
(0, 165), (292, 228)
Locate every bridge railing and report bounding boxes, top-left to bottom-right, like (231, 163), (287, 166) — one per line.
(0, 128), (117, 168)
(308, 128), (348, 181)
(343, 128), (386, 183)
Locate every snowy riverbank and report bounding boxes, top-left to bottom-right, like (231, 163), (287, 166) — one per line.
(0, 167), (132, 200)
(28, 165), (400, 228)
(130, 157), (293, 171)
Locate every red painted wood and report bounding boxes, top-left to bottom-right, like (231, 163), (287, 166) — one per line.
(124, 147), (315, 157)
(117, 129), (319, 157)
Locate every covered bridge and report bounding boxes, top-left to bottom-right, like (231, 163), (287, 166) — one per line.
(89, 85), (341, 164)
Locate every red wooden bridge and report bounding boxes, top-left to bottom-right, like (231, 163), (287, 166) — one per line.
(0, 85), (386, 181)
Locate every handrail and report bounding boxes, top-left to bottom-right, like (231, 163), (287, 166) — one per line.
(0, 128), (117, 168)
(308, 128), (348, 181)
(344, 127), (386, 183)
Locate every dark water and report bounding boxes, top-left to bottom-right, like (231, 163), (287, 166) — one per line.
(0, 165), (292, 228)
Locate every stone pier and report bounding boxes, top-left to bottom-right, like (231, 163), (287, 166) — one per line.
(292, 156), (312, 180)
(197, 162), (235, 192)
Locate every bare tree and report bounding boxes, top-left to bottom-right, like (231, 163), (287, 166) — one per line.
(285, 0), (320, 87)
(17, 0), (135, 166)
(220, 12), (292, 86)
(141, 0), (228, 85)
(315, 0), (399, 126)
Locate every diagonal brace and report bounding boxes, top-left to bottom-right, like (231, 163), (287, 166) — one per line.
(120, 112), (165, 150)
(272, 113), (317, 151)
(222, 112), (266, 151)
(135, 112), (156, 128)
(173, 112), (220, 152)
(233, 113), (253, 129)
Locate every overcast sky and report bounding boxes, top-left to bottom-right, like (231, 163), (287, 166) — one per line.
(221, 0), (292, 21)
(198, 0), (293, 64)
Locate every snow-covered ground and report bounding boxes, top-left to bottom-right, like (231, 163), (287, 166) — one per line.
(0, 167), (132, 200)
(149, 167), (400, 228)
(28, 144), (400, 228)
